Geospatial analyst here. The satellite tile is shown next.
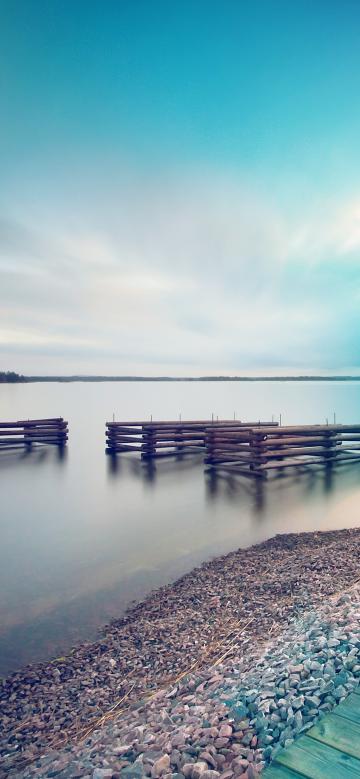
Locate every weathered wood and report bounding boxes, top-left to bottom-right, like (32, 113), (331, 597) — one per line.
(335, 693), (360, 725)
(306, 711), (360, 760)
(264, 693), (360, 777)
(276, 733), (360, 777)
(206, 423), (360, 475)
(106, 420), (360, 476)
(0, 418), (68, 450)
(260, 436), (341, 447)
(263, 765), (304, 779)
(247, 424), (360, 435)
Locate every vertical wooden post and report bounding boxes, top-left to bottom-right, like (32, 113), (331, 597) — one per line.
(141, 425), (156, 459)
(176, 425), (183, 456)
(250, 431), (263, 476)
(24, 421), (32, 451)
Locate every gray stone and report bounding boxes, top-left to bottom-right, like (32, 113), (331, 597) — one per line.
(121, 764), (146, 779)
(191, 762), (208, 779)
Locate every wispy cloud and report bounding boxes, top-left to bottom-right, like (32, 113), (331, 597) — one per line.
(1, 169), (360, 374)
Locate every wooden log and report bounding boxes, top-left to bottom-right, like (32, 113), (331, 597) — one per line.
(205, 434), (255, 444)
(259, 452), (360, 470)
(106, 444), (142, 452)
(143, 432), (205, 441)
(206, 444), (254, 454)
(107, 420), (223, 429)
(27, 436), (68, 443)
(109, 432), (205, 443)
(106, 434), (143, 443)
(243, 424), (360, 435)
(105, 426), (143, 434)
(27, 428), (68, 435)
(264, 446), (342, 459)
(141, 449), (202, 459)
(142, 441), (204, 450)
(0, 429), (65, 436)
(6, 418), (65, 426)
(259, 436), (341, 448)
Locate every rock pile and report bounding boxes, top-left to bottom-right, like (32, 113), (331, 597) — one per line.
(2, 528), (360, 778)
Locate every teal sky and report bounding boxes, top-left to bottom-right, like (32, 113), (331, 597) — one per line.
(1, 0), (360, 374)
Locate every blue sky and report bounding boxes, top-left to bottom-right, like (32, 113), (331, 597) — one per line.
(1, 0), (360, 374)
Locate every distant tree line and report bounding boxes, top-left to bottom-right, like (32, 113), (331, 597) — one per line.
(0, 371), (27, 383)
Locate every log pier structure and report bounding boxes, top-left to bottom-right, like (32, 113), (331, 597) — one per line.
(106, 419), (360, 476)
(105, 420), (275, 459)
(0, 418), (68, 451)
(205, 423), (360, 477)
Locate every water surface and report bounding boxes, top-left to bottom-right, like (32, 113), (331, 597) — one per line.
(1, 380), (360, 675)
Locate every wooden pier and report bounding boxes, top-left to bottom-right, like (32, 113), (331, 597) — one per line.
(0, 418), (68, 451)
(264, 689), (360, 778)
(105, 420), (275, 459)
(205, 423), (360, 477)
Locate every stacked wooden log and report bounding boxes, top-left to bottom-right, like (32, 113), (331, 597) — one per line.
(105, 420), (274, 459)
(205, 424), (360, 477)
(0, 418), (68, 451)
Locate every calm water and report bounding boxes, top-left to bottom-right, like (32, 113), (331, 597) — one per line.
(1, 380), (360, 676)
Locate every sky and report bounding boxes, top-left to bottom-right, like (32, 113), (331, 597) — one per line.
(1, 0), (360, 376)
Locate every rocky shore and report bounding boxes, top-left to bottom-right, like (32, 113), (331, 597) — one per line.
(2, 527), (360, 778)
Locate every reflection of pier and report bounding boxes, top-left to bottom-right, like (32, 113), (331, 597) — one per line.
(205, 453), (360, 518)
(0, 418), (68, 452)
(107, 447), (204, 486)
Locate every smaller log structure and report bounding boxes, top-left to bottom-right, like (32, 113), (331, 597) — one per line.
(0, 418), (68, 451)
(105, 420), (275, 459)
(205, 423), (360, 477)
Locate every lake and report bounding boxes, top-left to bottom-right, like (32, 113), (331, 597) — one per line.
(1, 380), (360, 676)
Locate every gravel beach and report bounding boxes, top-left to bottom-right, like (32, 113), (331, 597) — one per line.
(2, 527), (360, 778)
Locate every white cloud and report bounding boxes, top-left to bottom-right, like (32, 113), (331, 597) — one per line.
(1, 168), (360, 374)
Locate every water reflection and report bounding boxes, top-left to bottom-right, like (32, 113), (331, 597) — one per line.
(106, 449), (360, 530)
(1, 380), (360, 675)
(0, 445), (67, 470)
(107, 450), (204, 485)
(205, 458), (360, 518)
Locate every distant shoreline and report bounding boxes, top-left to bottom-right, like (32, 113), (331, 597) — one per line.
(2, 373), (360, 383)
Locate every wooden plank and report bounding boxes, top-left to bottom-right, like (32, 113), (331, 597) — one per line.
(307, 712), (360, 759)
(106, 435), (144, 443)
(335, 692), (360, 724)
(264, 447), (341, 458)
(260, 437), (340, 447)
(0, 436), (65, 444)
(243, 424), (360, 435)
(107, 420), (236, 427)
(263, 764), (305, 778)
(106, 426), (143, 434)
(143, 441), (204, 449)
(142, 435), (205, 442)
(276, 733), (360, 778)
(259, 453), (360, 470)
(107, 444), (142, 452)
